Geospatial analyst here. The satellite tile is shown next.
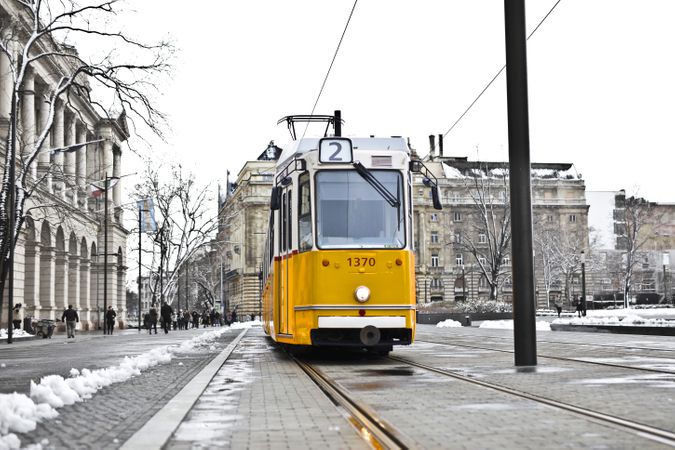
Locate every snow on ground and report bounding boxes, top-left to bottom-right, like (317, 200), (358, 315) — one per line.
(0, 322), (260, 450)
(436, 319), (463, 328)
(0, 330), (32, 340)
(552, 307), (675, 327)
(479, 320), (552, 331)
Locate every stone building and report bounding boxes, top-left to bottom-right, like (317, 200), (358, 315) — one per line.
(216, 142), (280, 318)
(587, 190), (674, 305)
(413, 145), (589, 309)
(0, 1), (129, 329)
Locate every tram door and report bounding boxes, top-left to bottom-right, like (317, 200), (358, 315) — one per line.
(277, 187), (292, 335)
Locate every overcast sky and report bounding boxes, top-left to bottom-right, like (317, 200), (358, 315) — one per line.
(117, 0), (675, 203)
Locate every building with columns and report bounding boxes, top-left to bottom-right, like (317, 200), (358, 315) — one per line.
(1, 1), (129, 329)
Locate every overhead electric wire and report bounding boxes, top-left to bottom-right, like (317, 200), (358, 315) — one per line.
(443, 0), (563, 138)
(302, 0), (359, 140)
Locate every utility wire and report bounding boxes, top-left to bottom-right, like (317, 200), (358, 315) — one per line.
(302, 0), (359, 140)
(443, 0), (563, 138)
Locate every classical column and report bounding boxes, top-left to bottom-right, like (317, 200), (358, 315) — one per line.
(20, 68), (35, 166)
(76, 126), (87, 209)
(36, 93), (52, 191)
(113, 149), (121, 205)
(79, 257), (91, 329)
(39, 247), (56, 320)
(90, 259), (100, 330)
(54, 250), (69, 317)
(24, 243), (42, 319)
(102, 138), (114, 212)
(52, 101), (65, 196)
(65, 114), (77, 204)
(117, 263), (126, 327)
(0, 41), (11, 121)
(68, 254), (81, 326)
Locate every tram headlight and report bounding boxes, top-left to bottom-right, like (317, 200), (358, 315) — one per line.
(354, 286), (371, 303)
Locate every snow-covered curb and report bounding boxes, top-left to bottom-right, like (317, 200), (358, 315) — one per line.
(0, 329), (32, 340)
(479, 320), (552, 331)
(0, 322), (258, 450)
(552, 315), (675, 327)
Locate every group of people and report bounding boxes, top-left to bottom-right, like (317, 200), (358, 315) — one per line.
(142, 304), (239, 334)
(552, 297), (587, 318)
(56, 304), (117, 339)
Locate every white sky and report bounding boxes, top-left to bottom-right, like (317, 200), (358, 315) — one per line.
(113, 0), (675, 204)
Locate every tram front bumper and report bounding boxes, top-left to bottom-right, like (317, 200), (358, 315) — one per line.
(310, 316), (412, 347)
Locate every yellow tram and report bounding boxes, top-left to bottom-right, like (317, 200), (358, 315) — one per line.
(262, 115), (441, 353)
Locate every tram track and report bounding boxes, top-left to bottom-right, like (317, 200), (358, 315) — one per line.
(416, 338), (675, 376)
(389, 354), (675, 447)
(293, 355), (412, 450)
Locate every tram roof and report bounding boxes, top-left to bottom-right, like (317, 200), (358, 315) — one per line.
(277, 136), (409, 166)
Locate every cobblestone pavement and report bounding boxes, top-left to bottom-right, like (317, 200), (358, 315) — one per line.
(0, 326), (239, 449)
(165, 328), (367, 450)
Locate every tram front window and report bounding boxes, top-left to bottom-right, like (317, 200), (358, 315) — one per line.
(316, 170), (405, 249)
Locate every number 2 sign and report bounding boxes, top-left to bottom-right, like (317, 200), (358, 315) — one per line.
(319, 138), (353, 163)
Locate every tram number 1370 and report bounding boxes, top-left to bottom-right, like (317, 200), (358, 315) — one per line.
(347, 257), (376, 267)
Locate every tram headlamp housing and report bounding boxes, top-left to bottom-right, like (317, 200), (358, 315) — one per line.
(354, 286), (371, 303)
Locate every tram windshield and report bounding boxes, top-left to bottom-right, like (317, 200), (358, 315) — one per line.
(315, 170), (405, 249)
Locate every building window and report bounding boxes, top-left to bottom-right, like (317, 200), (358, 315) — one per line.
(569, 214), (577, 223)
(430, 213), (438, 222)
(431, 232), (439, 244)
(454, 211), (462, 222)
(478, 256), (487, 266)
(431, 253), (440, 267)
(479, 276), (488, 288)
(454, 232), (461, 244)
(478, 233), (487, 244)
(431, 278), (442, 288)
(455, 254), (463, 266)
(547, 215), (553, 222)
(503, 255), (510, 265)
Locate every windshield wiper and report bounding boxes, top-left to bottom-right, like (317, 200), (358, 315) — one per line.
(352, 162), (400, 208)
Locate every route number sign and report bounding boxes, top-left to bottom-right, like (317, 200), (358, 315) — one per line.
(319, 138), (353, 163)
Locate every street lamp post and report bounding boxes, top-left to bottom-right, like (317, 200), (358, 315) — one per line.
(581, 251), (587, 316)
(663, 252), (671, 305)
(461, 265), (466, 301)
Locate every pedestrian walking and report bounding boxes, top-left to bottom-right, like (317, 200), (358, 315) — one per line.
(12, 303), (22, 330)
(143, 312), (151, 332)
(191, 310), (199, 329)
(160, 301), (173, 334)
(149, 307), (158, 334)
(105, 306), (117, 335)
(231, 309), (238, 324)
(575, 297), (583, 318)
(554, 299), (562, 318)
(61, 304), (79, 338)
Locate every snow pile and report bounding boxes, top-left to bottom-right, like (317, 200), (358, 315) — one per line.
(0, 327), (234, 448)
(553, 315), (674, 327)
(479, 320), (552, 331)
(436, 319), (463, 328)
(0, 329), (32, 339)
(442, 163), (464, 179)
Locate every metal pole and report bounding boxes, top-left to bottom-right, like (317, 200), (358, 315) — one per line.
(462, 266), (466, 300)
(334, 110), (341, 137)
(103, 172), (108, 334)
(185, 259), (188, 311)
(504, 0), (537, 366)
(6, 89), (17, 344)
(581, 260), (587, 316)
(138, 207), (142, 332)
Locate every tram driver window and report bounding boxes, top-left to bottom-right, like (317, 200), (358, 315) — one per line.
(298, 175), (313, 252)
(315, 170), (404, 249)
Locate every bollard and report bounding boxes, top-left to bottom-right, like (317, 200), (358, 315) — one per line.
(464, 315), (471, 327)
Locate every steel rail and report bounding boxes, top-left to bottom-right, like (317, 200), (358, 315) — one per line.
(293, 356), (413, 450)
(390, 355), (675, 447)
(416, 338), (675, 376)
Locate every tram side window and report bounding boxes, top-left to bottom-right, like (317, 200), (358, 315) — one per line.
(281, 193), (287, 252)
(268, 211), (274, 264)
(287, 190), (292, 250)
(298, 176), (313, 252)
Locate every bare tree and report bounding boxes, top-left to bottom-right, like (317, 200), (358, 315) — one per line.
(0, 0), (171, 315)
(453, 164), (512, 300)
(135, 162), (218, 307)
(618, 195), (659, 305)
(533, 227), (562, 308)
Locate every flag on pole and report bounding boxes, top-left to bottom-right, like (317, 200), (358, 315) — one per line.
(90, 177), (119, 198)
(138, 198), (157, 233)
